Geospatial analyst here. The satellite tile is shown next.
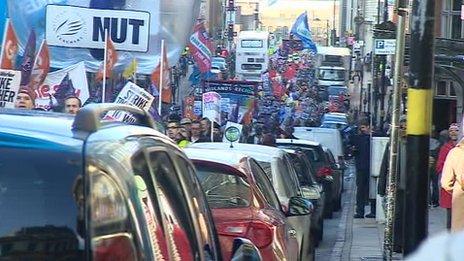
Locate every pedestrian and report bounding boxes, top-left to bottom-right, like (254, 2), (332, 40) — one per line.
(197, 118), (213, 142)
(350, 119), (373, 219)
(63, 96), (82, 115)
(180, 118), (192, 132)
(429, 128), (441, 207)
(166, 121), (180, 142)
(177, 126), (191, 148)
(14, 88), (35, 110)
(439, 123), (463, 231)
(190, 120), (202, 143)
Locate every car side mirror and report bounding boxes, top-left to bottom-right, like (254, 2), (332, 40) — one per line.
(230, 238), (262, 261)
(286, 196), (314, 216)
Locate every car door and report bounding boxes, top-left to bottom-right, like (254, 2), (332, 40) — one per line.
(280, 155), (312, 260)
(249, 159), (299, 261)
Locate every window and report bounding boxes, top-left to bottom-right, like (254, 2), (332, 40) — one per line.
(131, 152), (169, 260)
(173, 155), (219, 261)
(436, 81), (447, 96)
(449, 82), (457, 96)
(249, 160), (282, 210)
(0, 148), (83, 259)
(148, 151), (197, 260)
(241, 39), (263, 48)
(195, 163), (251, 208)
(441, 0), (464, 39)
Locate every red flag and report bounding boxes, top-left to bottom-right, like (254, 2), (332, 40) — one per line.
(151, 41), (171, 103)
(0, 20), (19, 70)
(29, 40), (50, 91)
(188, 23), (213, 73)
(96, 34), (118, 81)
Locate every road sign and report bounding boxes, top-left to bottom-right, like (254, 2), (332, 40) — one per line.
(374, 39), (396, 55)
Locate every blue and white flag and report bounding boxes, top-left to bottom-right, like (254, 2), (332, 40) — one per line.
(290, 11), (317, 53)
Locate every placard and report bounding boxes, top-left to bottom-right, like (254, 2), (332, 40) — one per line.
(0, 69), (21, 108)
(107, 82), (154, 123)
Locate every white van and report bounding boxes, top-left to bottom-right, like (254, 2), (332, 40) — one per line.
(293, 127), (345, 165)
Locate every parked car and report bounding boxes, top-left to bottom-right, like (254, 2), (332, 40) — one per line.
(189, 142), (315, 261)
(276, 139), (339, 218)
(323, 147), (344, 210)
(0, 104), (260, 260)
(293, 127), (346, 167)
(283, 148), (326, 244)
(185, 148), (303, 260)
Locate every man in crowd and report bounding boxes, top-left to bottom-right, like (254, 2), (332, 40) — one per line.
(177, 125), (191, 148)
(190, 120), (202, 143)
(180, 118), (192, 132)
(64, 96), (82, 115)
(198, 118), (213, 142)
(436, 123), (460, 229)
(166, 121), (180, 142)
(14, 89), (35, 110)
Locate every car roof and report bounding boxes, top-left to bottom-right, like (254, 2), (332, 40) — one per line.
(276, 138), (320, 147)
(0, 108), (172, 146)
(0, 109), (75, 139)
(188, 142), (285, 159)
(319, 66), (346, 70)
(184, 147), (250, 167)
(294, 127), (341, 133)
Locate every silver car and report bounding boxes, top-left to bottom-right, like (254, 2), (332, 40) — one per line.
(189, 142), (315, 261)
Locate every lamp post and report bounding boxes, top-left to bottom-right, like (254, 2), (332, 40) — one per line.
(314, 18), (330, 46)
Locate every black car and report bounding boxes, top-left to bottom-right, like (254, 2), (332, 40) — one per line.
(283, 149), (326, 245)
(276, 139), (337, 219)
(0, 104), (260, 260)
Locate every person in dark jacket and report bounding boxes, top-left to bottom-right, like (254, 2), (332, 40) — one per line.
(350, 119), (372, 218)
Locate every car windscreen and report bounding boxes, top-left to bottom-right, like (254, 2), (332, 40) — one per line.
(0, 146), (84, 259)
(195, 164), (251, 208)
(318, 69), (345, 81)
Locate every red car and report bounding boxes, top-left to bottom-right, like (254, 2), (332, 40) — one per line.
(185, 148), (304, 261)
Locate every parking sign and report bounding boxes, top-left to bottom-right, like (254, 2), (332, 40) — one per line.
(374, 39), (396, 55)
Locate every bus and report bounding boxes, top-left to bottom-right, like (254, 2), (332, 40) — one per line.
(235, 31), (270, 81)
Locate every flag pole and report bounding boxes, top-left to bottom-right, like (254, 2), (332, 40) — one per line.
(0, 18), (10, 66)
(158, 39), (165, 116)
(102, 31), (108, 103)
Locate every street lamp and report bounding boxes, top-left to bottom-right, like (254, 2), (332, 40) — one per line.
(314, 18), (330, 46)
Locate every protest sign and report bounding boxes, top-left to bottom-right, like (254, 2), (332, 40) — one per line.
(222, 121), (243, 144)
(107, 82), (155, 123)
(0, 69), (21, 108)
(34, 62), (89, 110)
(193, 101), (202, 117)
(203, 80), (259, 123)
(46, 5), (150, 52)
(202, 91), (221, 123)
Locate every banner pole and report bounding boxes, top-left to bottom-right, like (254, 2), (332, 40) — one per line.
(102, 31), (108, 103)
(0, 18), (10, 67)
(211, 119), (214, 142)
(158, 39), (165, 116)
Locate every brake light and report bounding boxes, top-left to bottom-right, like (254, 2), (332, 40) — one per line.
(247, 222), (273, 248)
(216, 221), (273, 248)
(94, 234), (137, 261)
(317, 167), (333, 177)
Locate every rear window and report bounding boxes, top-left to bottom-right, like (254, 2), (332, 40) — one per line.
(195, 164), (251, 208)
(0, 147), (84, 259)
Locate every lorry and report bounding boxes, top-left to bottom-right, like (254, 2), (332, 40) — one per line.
(314, 47), (351, 88)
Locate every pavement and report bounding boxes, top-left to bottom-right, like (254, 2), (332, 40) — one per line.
(316, 161), (447, 261)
